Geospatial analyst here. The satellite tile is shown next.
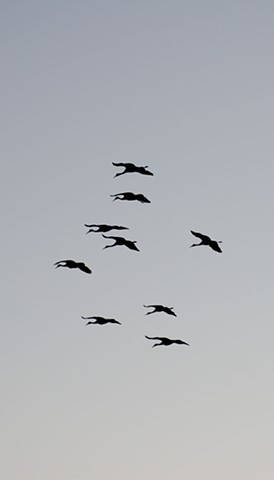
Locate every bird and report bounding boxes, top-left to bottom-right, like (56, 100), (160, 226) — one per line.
(110, 192), (150, 204)
(84, 223), (129, 234)
(112, 162), (154, 178)
(190, 230), (222, 253)
(81, 316), (121, 325)
(145, 336), (189, 348)
(102, 235), (139, 251)
(143, 304), (177, 316)
(54, 260), (92, 274)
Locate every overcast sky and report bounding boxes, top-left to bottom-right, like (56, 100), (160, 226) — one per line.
(1, 1), (274, 479)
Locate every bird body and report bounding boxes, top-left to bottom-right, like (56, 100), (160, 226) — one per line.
(54, 260), (92, 274)
(81, 316), (121, 325)
(145, 336), (189, 347)
(102, 235), (139, 251)
(110, 192), (150, 204)
(143, 304), (177, 316)
(84, 223), (129, 233)
(112, 162), (154, 178)
(190, 230), (222, 253)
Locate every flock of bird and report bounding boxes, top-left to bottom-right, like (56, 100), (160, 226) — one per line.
(54, 162), (222, 348)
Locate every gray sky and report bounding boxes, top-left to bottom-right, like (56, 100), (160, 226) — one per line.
(1, 1), (274, 478)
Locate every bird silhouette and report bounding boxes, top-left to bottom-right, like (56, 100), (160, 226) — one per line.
(84, 223), (129, 234)
(54, 260), (92, 274)
(81, 316), (121, 325)
(143, 304), (177, 316)
(102, 235), (139, 251)
(112, 162), (154, 178)
(145, 336), (189, 347)
(190, 230), (222, 253)
(110, 192), (150, 204)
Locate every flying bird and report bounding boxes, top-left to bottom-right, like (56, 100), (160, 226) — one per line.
(84, 223), (129, 234)
(143, 304), (177, 316)
(54, 260), (92, 274)
(190, 230), (222, 253)
(112, 162), (154, 178)
(110, 192), (150, 204)
(102, 235), (139, 251)
(81, 316), (121, 325)
(145, 336), (189, 348)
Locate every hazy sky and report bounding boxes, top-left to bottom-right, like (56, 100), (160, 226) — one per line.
(1, 1), (274, 479)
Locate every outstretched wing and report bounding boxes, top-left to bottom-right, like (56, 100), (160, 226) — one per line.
(81, 316), (103, 320)
(102, 234), (114, 239)
(114, 225), (129, 230)
(111, 191), (132, 196)
(110, 192), (126, 198)
(112, 162), (126, 167)
(145, 335), (165, 341)
(143, 304), (162, 308)
(102, 235), (125, 241)
(54, 259), (70, 265)
(190, 230), (210, 242)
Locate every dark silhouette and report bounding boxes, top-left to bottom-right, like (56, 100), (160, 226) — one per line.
(81, 316), (121, 325)
(84, 223), (129, 234)
(190, 230), (222, 253)
(112, 162), (154, 178)
(145, 336), (189, 347)
(54, 260), (92, 274)
(143, 304), (177, 317)
(102, 235), (139, 251)
(110, 192), (150, 204)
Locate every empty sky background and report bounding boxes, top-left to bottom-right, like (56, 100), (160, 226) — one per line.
(1, 1), (274, 478)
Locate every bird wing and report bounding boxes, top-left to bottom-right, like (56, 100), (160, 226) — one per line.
(102, 234), (113, 239)
(190, 230), (210, 241)
(112, 162), (126, 167)
(82, 316), (102, 320)
(110, 192), (130, 197)
(115, 191), (133, 196)
(114, 225), (129, 230)
(54, 259), (71, 265)
(102, 235), (124, 241)
(145, 336), (167, 341)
